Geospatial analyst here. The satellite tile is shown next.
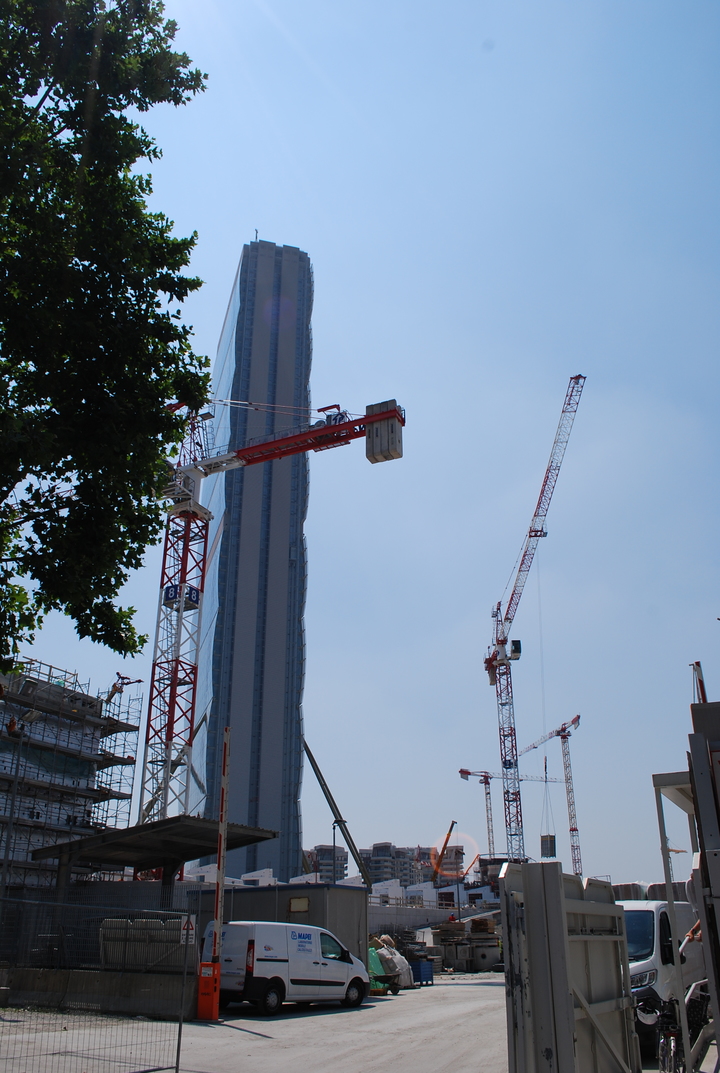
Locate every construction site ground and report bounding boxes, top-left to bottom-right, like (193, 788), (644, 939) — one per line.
(4, 976), (718, 1072)
(178, 973), (507, 1073)
(176, 976), (720, 1073)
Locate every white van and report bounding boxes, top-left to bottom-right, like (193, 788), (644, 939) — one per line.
(200, 921), (370, 1015)
(619, 901), (706, 1044)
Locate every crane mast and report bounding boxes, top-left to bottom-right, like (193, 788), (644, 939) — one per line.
(481, 774), (495, 858)
(484, 375), (585, 861)
(139, 402), (405, 825)
(561, 731), (582, 876)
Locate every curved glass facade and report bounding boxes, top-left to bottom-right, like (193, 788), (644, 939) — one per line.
(194, 241), (312, 881)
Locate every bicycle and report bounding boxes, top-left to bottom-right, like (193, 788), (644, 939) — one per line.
(638, 981), (712, 1073)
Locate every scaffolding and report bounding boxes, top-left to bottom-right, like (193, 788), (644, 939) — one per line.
(0, 659), (139, 888)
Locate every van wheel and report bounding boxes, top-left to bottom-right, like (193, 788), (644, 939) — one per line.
(219, 990), (233, 1009)
(259, 981), (284, 1016)
(342, 978), (365, 1008)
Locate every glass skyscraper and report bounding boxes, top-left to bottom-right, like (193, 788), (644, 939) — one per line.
(194, 240), (313, 881)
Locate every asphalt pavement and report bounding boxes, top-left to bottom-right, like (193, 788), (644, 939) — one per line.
(179, 974), (508, 1073)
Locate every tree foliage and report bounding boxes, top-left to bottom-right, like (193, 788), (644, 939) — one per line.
(0, 0), (209, 669)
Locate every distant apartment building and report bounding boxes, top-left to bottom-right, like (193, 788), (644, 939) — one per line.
(0, 659), (138, 888)
(357, 842), (465, 887)
(438, 845), (465, 880)
(305, 844), (348, 883)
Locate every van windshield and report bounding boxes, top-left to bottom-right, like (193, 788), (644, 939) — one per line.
(625, 910), (654, 962)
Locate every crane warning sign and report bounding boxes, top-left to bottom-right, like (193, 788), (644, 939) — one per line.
(180, 914), (197, 945)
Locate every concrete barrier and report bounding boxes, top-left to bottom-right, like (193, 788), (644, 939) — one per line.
(4, 968), (197, 1020)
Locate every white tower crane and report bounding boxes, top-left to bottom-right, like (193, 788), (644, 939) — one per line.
(459, 768), (564, 860)
(519, 714), (583, 875)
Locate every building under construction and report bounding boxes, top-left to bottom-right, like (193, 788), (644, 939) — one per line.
(0, 659), (139, 888)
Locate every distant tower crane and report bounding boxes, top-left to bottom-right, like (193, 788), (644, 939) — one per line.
(459, 768), (564, 860)
(519, 714), (583, 876)
(471, 772), (495, 858)
(691, 661), (708, 704)
(484, 374), (585, 861)
(138, 401), (405, 824)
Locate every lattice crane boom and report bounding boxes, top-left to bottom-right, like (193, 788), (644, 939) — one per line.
(139, 401), (405, 825)
(459, 769), (564, 784)
(483, 375), (585, 861)
(518, 713), (580, 757)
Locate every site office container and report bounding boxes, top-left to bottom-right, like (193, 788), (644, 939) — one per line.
(200, 920), (369, 1014)
(195, 882), (368, 966)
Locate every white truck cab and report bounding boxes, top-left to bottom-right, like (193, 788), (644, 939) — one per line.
(619, 900), (706, 1044)
(200, 920), (370, 1015)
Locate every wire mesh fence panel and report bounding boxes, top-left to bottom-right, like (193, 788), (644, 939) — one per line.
(0, 1006), (178, 1073)
(0, 898), (197, 973)
(0, 895), (198, 1072)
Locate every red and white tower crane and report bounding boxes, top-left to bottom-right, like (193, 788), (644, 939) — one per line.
(138, 401), (405, 824)
(483, 374), (585, 861)
(519, 714), (583, 876)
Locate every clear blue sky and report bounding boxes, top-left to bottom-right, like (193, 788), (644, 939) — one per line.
(36, 0), (720, 882)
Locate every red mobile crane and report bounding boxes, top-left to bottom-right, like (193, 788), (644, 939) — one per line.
(483, 375), (585, 861)
(431, 820), (457, 883)
(138, 401), (405, 824)
(518, 714), (583, 876)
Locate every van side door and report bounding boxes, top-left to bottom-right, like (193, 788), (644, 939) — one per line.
(254, 925), (289, 983)
(287, 928), (322, 999)
(219, 924), (250, 995)
(319, 931), (351, 999)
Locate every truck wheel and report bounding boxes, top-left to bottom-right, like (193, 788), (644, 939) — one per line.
(342, 979), (365, 1008)
(259, 981), (284, 1016)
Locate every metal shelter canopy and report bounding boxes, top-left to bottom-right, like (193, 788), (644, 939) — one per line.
(31, 815), (278, 889)
(652, 770), (696, 817)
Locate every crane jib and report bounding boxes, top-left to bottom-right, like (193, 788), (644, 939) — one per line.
(501, 375), (585, 633)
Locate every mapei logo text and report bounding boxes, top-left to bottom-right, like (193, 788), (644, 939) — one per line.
(292, 931), (312, 942)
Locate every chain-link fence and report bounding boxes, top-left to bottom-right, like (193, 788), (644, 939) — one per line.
(1, 1006), (180, 1073)
(0, 895), (197, 1073)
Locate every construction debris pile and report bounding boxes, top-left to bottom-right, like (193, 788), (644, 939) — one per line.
(367, 935), (414, 995)
(427, 917), (501, 973)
